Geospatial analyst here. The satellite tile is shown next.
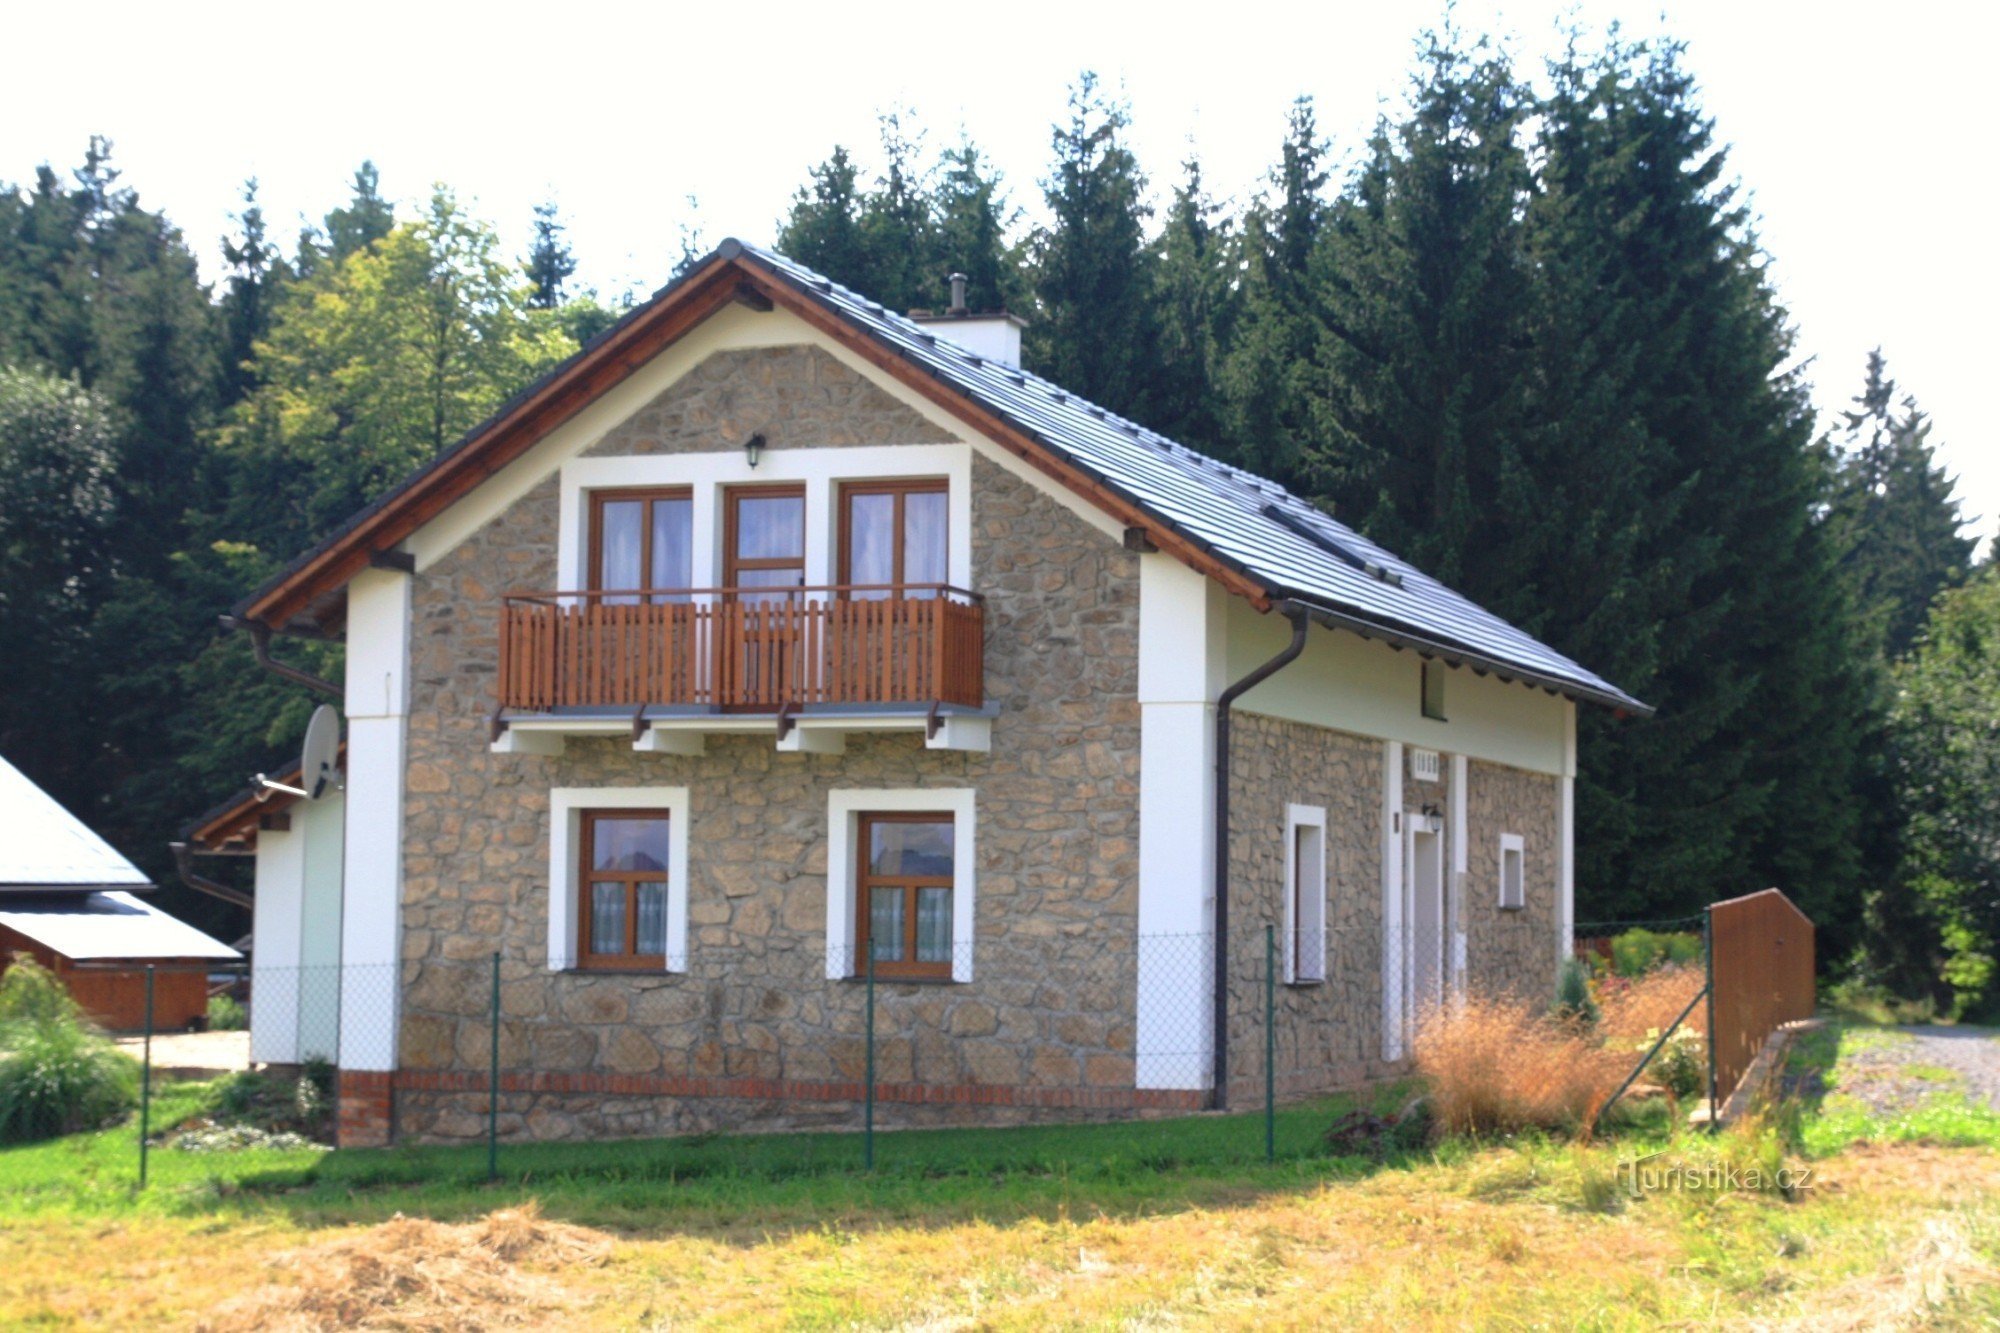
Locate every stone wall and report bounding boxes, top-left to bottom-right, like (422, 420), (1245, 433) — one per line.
(393, 344), (1146, 1142)
(1461, 758), (1561, 1002)
(1224, 712), (1388, 1100)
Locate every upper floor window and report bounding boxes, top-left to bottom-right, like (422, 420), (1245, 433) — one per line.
(840, 479), (947, 598)
(725, 483), (807, 602)
(590, 487), (691, 603)
(1421, 659), (1447, 721)
(578, 811), (672, 968)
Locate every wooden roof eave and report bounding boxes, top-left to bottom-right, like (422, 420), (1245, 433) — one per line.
(239, 248), (1273, 636)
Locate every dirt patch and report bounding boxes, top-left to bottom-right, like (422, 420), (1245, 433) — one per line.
(114, 1029), (250, 1075)
(199, 1203), (611, 1331)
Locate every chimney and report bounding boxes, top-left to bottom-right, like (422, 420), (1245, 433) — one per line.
(910, 270), (1026, 369)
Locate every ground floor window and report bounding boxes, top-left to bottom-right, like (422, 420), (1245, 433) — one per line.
(856, 813), (955, 979)
(579, 811), (672, 968)
(1286, 804), (1328, 984)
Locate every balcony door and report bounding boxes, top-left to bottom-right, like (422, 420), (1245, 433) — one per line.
(723, 485), (807, 707)
(840, 479), (947, 598)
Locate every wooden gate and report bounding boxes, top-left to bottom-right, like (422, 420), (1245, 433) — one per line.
(1707, 888), (1816, 1099)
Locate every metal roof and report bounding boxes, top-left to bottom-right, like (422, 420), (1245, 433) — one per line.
(0, 754), (152, 893)
(735, 243), (1649, 714)
(0, 891), (241, 962)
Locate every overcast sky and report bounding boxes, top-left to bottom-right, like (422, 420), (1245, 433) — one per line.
(5, 0), (1991, 550)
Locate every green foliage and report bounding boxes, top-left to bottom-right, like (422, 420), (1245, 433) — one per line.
(1869, 572), (2000, 1012)
(523, 200), (577, 310)
(206, 1065), (333, 1141)
(1028, 72), (1160, 422)
(1553, 956), (1600, 1026)
(1608, 929), (1703, 979)
(205, 993), (246, 1031)
(220, 187), (577, 556)
(1638, 1027), (1707, 1101)
(0, 957), (139, 1144)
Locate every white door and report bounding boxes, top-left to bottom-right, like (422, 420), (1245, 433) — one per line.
(1405, 815), (1447, 1029)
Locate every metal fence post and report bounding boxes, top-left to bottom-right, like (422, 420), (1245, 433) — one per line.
(1703, 908), (1718, 1132)
(488, 951), (501, 1181)
(1265, 924), (1276, 1163)
(864, 944), (876, 1171)
(139, 965), (154, 1190)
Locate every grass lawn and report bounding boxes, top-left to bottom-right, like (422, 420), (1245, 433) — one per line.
(4, 1032), (2000, 1328)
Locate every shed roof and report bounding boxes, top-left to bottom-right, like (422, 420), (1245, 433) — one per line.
(231, 241), (1647, 715)
(0, 891), (240, 962)
(0, 755), (151, 894)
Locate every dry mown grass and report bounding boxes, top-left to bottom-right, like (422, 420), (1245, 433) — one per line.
(199, 1202), (611, 1332)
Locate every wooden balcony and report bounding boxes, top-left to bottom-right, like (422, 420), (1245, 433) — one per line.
(497, 585), (985, 714)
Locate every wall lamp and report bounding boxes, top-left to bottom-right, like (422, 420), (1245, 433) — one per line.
(745, 433), (765, 469)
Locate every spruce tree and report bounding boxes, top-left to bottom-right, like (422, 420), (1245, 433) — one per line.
(932, 138), (1021, 314)
(856, 110), (938, 312)
(1304, 32), (1533, 587)
(775, 146), (874, 293)
(1150, 153), (1238, 451)
(1028, 72), (1159, 419)
(523, 200), (578, 310)
(1823, 350), (1976, 660)
(217, 178), (287, 405)
(1218, 95), (1329, 485)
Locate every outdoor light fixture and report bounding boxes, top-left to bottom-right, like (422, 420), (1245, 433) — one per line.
(745, 433), (765, 469)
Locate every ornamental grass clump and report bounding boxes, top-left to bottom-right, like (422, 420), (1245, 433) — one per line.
(1411, 995), (1630, 1139)
(0, 955), (139, 1144)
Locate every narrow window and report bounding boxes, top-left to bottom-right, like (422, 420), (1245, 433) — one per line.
(578, 811), (672, 968)
(1421, 659), (1447, 721)
(840, 479), (948, 599)
(856, 812), (955, 979)
(1290, 818), (1327, 983)
(1499, 833), (1526, 910)
(724, 483), (807, 603)
(589, 488), (692, 603)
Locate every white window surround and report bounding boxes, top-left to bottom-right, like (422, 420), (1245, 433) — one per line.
(547, 786), (692, 972)
(557, 444), (975, 594)
(1499, 832), (1526, 910)
(1284, 803), (1328, 985)
(825, 788), (976, 982)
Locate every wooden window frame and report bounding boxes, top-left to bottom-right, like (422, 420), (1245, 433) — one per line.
(837, 477), (948, 592)
(587, 486), (692, 600)
(723, 482), (807, 594)
(576, 809), (672, 970)
(854, 811), (955, 980)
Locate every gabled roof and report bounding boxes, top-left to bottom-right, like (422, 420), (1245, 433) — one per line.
(0, 755), (151, 895)
(235, 240), (1647, 715)
(0, 892), (240, 962)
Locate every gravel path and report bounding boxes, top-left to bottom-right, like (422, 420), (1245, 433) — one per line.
(1823, 1024), (2000, 1117)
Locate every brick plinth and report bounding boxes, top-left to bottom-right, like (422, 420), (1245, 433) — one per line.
(337, 1070), (394, 1147)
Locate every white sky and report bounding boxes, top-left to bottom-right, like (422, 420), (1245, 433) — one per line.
(5, 0), (1992, 550)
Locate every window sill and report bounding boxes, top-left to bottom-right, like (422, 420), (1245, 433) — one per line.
(838, 974), (961, 986)
(1285, 978), (1328, 989)
(558, 966), (681, 977)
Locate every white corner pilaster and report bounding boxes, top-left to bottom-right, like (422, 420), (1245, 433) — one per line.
(1382, 739), (1406, 1061)
(1449, 752), (1469, 1000)
(1136, 555), (1226, 1091)
(1558, 701), (1577, 967)
(338, 567), (411, 1073)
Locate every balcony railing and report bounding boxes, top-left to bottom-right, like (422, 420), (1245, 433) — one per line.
(497, 585), (985, 713)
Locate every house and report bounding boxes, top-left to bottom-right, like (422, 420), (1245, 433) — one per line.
(0, 755), (240, 1030)
(183, 242), (1646, 1146)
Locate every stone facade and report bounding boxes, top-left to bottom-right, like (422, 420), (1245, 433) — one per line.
(393, 345), (1148, 1141)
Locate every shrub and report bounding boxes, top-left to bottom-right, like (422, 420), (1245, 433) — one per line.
(1608, 928), (1702, 978)
(1552, 956), (1599, 1026)
(1412, 995), (1629, 1138)
(0, 956), (139, 1143)
(1598, 964), (1706, 1046)
(205, 1065), (335, 1142)
(206, 993), (247, 1031)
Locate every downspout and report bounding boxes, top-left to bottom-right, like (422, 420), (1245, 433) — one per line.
(1212, 601), (1311, 1109)
(234, 617), (342, 700)
(170, 841), (255, 911)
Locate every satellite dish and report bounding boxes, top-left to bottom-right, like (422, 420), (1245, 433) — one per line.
(300, 704), (342, 801)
